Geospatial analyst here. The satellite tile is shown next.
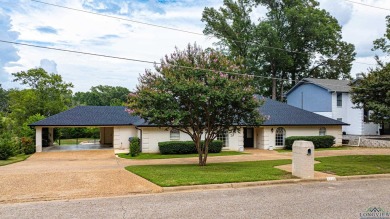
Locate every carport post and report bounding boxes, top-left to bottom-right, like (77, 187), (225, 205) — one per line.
(35, 126), (42, 152)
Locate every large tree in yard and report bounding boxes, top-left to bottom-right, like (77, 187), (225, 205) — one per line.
(350, 15), (390, 124)
(127, 44), (265, 166)
(350, 66), (390, 124)
(202, 0), (355, 100)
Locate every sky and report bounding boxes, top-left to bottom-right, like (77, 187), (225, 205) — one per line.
(0, 0), (390, 92)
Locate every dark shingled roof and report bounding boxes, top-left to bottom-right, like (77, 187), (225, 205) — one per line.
(30, 100), (348, 127)
(29, 106), (141, 127)
(259, 98), (348, 126)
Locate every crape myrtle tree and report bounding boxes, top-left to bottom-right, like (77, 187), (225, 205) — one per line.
(127, 44), (265, 166)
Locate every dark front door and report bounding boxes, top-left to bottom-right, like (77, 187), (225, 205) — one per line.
(244, 128), (254, 148)
(381, 122), (390, 135)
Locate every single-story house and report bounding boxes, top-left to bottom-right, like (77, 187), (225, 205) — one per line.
(30, 98), (348, 153)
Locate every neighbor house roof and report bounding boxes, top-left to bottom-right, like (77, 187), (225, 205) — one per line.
(286, 78), (351, 96)
(31, 99), (348, 127)
(259, 98), (348, 126)
(29, 106), (141, 127)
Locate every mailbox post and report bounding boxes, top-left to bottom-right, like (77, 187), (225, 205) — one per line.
(292, 140), (314, 179)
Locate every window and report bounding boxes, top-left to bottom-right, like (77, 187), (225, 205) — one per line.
(364, 109), (371, 122)
(275, 127), (286, 146)
(170, 129), (180, 140)
(217, 131), (229, 147)
(319, 127), (326, 136)
(337, 92), (342, 107)
(337, 118), (342, 122)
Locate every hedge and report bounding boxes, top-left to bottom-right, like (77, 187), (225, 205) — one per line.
(284, 135), (335, 150)
(158, 140), (223, 154)
(129, 137), (141, 157)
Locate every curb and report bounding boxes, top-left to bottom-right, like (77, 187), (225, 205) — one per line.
(162, 174), (390, 193)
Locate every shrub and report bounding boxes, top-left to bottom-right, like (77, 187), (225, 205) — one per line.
(159, 140), (223, 154)
(0, 133), (20, 158)
(284, 135), (335, 150)
(129, 137), (141, 157)
(21, 137), (35, 155)
(0, 139), (13, 160)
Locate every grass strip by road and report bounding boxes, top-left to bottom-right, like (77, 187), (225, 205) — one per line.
(126, 159), (292, 186)
(275, 146), (354, 153)
(118, 151), (247, 160)
(315, 155), (390, 176)
(0, 154), (31, 166)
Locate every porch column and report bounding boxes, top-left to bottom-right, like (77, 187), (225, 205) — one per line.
(48, 128), (54, 146)
(36, 127), (42, 152)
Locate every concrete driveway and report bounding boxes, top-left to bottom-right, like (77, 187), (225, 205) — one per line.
(0, 150), (161, 204)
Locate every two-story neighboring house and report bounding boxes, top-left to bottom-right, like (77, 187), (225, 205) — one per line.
(286, 78), (382, 136)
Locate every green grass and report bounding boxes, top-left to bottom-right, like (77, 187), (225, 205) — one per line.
(126, 159), (293, 186)
(56, 138), (98, 145)
(275, 146), (354, 153)
(0, 154), (31, 166)
(315, 155), (390, 176)
(118, 151), (247, 159)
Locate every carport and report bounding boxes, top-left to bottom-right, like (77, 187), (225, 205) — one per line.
(29, 106), (140, 153)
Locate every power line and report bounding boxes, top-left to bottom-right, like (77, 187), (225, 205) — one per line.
(0, 39), (281, 81)
(353, 61), (378, 66)
(344, 0), (390, 11)
(30, 0), (204, 36)
(30, 0), (307, 55)
(0, 40), (375, 88)
(30, 0), (380, 65)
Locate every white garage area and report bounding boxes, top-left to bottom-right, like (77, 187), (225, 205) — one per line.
(30, 106), (140, 154)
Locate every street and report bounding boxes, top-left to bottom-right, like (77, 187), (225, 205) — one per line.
(1, 178), (389, 219)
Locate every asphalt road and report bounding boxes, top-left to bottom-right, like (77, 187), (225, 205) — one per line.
(1, 178), (389, 219)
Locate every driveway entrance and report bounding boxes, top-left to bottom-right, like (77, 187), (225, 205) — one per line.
(0, 150), (161, 204)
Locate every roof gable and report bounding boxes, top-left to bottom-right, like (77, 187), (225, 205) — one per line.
(286, 78), (351, 96)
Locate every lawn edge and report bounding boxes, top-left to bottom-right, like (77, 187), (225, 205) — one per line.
(162, 173), (390, 192)
(0, 154), (31, 167)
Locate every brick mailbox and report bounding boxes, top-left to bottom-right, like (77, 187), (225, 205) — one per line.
(292, 140), (314, 179)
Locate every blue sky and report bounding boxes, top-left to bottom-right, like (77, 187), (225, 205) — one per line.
(0, 0), (389, 92)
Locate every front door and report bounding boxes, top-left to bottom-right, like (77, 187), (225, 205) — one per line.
(104, 127), (113, 145)
(381, 122), (390, 135)
(244, 128), (254, 148)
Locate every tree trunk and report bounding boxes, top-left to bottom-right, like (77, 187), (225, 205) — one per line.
(271, 63), (277, 100)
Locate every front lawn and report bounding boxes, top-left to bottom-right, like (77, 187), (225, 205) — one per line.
(118, 151), (247, 159)
(0, 154), (31, 166)
(315, 155), (390, 176)
(126, 159), (292, 186)
(275, 146), (354, 153)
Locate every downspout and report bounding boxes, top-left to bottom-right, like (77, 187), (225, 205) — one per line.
(135, 126), (142, 152)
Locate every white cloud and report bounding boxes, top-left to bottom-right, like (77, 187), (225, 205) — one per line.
(0, 9), (20, 87)
(1, 0), (390, 91)
(40, 59), (58, 74)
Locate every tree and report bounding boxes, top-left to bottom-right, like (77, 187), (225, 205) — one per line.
(350, 15), (390, 124)
(20, 114), (46, 138)
(10, 68), (73, 125)
(0, 84), (9, 114)
(350, 67), (390, 124)
(127, 44), (265, 166)
(73, 85), (130, 106)
(202, 0), (355, 100)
